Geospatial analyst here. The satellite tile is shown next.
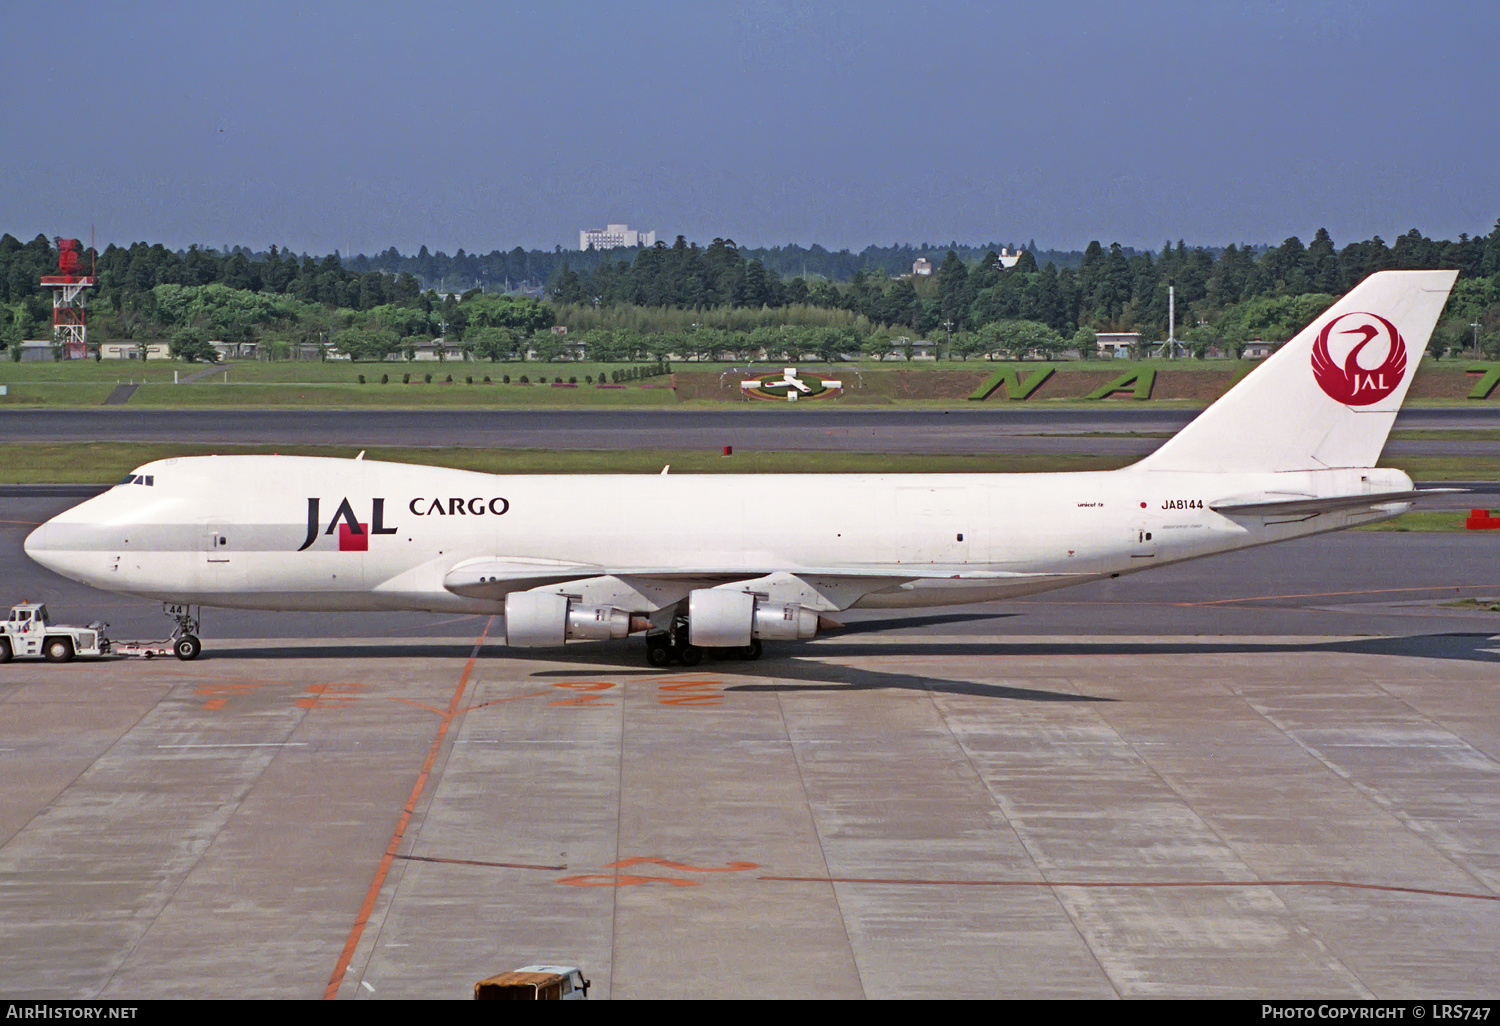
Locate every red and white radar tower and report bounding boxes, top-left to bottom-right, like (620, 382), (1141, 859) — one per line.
(40, 237), (96, 359)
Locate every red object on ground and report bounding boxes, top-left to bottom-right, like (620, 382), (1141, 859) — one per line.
(724, 445), (733, 456)
(1465, 509), (1500, 530)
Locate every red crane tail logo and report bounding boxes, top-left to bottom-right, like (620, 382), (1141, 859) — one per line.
(1310, 312), (1406, 406)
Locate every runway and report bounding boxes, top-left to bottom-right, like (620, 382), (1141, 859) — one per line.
(1, 487), (1498, 998)
(2, 406), (1497, 456)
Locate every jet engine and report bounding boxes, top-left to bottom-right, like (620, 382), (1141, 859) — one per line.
(504, 591), (635, 647)
(687, 589), (819, 648)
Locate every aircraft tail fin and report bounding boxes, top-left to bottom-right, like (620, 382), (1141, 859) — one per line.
(1138, 270), (1457, 474)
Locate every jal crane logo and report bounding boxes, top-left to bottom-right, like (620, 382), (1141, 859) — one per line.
(1310, 312), (1407, 406)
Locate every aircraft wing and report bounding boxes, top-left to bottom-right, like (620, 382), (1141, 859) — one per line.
(442, 558), (1079, 604)
(1209, 488), (1463, 516)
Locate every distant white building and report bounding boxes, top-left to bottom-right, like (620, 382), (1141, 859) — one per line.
(889, 336), (939, 360)
(1095, 332), (1141, 358)
(212, 341), (257, 360)
(909, 250), (1021, 279)
(579, 223), (656, 251)
(97, 341), (171, 360)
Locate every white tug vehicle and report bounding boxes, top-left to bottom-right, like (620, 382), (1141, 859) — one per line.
(0, 601), (204, 663)
(1, 602), (108, 663)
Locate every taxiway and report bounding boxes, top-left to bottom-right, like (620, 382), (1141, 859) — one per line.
(1, 488), (1497, 998)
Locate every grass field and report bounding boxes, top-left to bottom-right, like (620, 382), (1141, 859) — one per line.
(1356, 510), (1500, 533)
(0, 355), (1494, 410)
(120, 381), (680, 407)
(0, 384), (119, 406)
(1443, 597), (1500, 610)
(0, 356), (1252, 385)
(3, 443), (1495, 482)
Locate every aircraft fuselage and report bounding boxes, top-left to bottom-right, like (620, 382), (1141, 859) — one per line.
(23, 455), (1414, 615)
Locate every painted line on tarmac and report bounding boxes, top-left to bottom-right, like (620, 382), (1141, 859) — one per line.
(158, 742), (308, 749)
(761, 876), (1500, 901)
(393, 853), (566, 871)
(1179, 583), (1500, 607)
(324, 615), (495, 1000)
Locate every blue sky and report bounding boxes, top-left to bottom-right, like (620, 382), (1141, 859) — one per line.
(2, 1), (1495, 255)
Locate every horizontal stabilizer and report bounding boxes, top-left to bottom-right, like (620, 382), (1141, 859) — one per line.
(1210, 488), (1463, 516)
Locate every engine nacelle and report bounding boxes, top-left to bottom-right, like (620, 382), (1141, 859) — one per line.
(687, 589), (819, 647)
(504, 591), (632, 647)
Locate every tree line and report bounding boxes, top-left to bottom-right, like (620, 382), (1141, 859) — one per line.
(2, 221), (1498, 361)
(548, 225), (1500, 356)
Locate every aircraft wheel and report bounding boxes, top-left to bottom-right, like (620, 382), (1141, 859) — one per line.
(646, 639), (672, 667)
(174, 635), (202, 661)
(677, 644), (702, 667)
(743, 639), (762, 661)
(44, 637), (74, 663)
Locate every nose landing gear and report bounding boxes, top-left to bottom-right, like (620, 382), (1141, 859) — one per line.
(112, 604), (204, 661)
(166, 605), (202, 661)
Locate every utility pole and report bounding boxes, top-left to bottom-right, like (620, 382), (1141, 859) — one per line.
(1168, 278), (1176, 359)
(1473, 322), (1482, 359)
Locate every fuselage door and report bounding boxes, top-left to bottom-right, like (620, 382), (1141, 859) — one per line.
(204, 526), (232, 564)
(1129, 521), (1157, 559)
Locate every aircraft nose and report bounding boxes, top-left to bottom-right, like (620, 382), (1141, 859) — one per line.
(23, 520), (52, 562)
(24, 517), (90, 582)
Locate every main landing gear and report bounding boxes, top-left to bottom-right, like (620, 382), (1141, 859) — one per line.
(643, 615), (762, 667)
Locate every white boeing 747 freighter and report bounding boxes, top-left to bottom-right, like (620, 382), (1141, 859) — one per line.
(24, 270), (1458, 663)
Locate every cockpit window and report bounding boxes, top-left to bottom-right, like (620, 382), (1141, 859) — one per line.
(115, 474), (155, 487)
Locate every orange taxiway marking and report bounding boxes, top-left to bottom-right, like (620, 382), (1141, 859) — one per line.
(558, 855), (760, 888)
(324, 616), (494, 1000)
